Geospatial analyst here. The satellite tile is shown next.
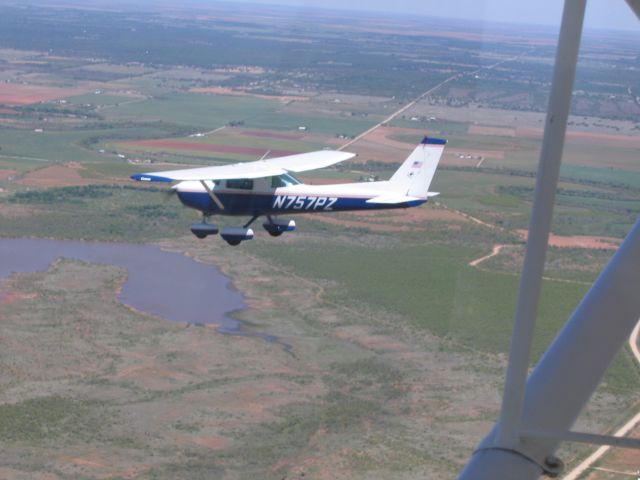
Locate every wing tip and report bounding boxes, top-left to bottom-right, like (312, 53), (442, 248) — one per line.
(421, 136), (447, 146)
(131, 173), (174, 183)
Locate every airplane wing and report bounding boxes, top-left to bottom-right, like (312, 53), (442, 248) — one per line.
(131, 150), (355, 182)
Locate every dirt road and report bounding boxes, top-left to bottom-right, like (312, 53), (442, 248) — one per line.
(468, 244), (507, 267)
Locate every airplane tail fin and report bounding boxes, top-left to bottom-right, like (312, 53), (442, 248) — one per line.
(388, 136), (446, 198)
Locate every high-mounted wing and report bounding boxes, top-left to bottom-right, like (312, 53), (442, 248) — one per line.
(131, 150), (355, 182)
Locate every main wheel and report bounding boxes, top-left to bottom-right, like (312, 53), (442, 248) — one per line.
(191, 223), (218, 239)
(225, 238), (241, 246)
(267, 230), (283, 237)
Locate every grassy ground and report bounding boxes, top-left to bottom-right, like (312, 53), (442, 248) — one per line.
(0, 185), (195, 241)
(0, 246), (498, 479)
(1, 99), (638, 477)
(0, 125), (178, 164)
(104, 92), (278, 128)
(2, 226), (636, 479)
(245, 232), (637, 396)
(0, 32), (638, 478)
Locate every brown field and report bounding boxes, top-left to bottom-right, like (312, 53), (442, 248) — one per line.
(348, 126), (505, 168)
(0, 290), (38, 308)
(517, 230), (621, 250)
(0, 84), (90, 106)
(0, 169), (17, 180)
(17, 163), (94, 188)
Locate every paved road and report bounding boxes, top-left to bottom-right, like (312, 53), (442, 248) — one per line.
(338, 50), (532, 152)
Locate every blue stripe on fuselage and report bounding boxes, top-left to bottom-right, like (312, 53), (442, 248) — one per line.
(176, 191), (426, 215)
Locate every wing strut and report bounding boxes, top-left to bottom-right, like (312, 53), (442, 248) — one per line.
(200, 181), (224, 210)
(458, 1), (640, 478)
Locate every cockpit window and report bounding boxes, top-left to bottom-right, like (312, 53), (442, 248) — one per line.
(271, 173), (301, 188)
(226, 178), (253, 190)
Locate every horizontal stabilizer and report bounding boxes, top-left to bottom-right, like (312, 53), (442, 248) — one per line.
(131, 150), (355, 182)
(366, 194), (424, 205)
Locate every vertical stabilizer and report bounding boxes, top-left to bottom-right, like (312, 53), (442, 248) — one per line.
(389, 136), (446, 197)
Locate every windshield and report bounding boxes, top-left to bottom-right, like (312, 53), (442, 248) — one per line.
(271, 173), (301, 188)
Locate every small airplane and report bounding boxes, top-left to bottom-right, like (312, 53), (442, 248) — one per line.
(131, 135), (446, 245)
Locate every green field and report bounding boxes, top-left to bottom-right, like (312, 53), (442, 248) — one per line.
(64, 93), (143, 106)
(105, 93), (279, 129)
(0, 185), (194, 241)
(0, 155), (50, 172)
(248, 232), (639, 398)
(101, 92), (383, 137)
(243, 110), (379, 137)
(251, 240), (581, 355)
(0, 125), (178, 165)
(110, 129), (328, 164)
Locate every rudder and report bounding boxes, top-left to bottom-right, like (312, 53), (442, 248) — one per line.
(389, 136), (446, 197)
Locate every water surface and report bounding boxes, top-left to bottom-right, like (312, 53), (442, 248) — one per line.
(0, 238), (245, 330)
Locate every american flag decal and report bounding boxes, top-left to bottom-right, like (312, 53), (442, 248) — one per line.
(412, 161), (423, 168)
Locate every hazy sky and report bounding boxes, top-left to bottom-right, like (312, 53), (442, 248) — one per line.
(233, 0), (640, 32)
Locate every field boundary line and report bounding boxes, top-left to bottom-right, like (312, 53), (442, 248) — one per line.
(0, 154), (51, 162)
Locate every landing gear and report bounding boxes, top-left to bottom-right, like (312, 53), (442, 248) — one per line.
(220, 227), (254, 246)
(190, 216), (219, 239)
(266, 228), (283, 237)
(189, 215), (292, 245)
(263, 216), (295, 237)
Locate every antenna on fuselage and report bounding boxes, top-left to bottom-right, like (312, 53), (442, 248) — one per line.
(259, 150), (271, 161)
